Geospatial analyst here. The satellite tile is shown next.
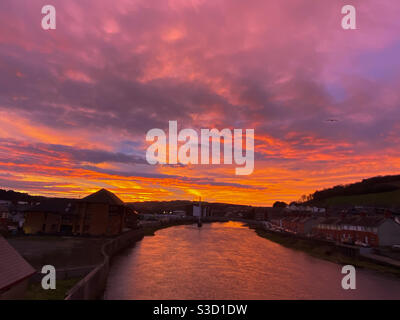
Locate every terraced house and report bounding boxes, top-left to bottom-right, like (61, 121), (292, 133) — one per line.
(23, 189), (137, 236)
(313, 214), (400, 247)
(272, 215), (320, 235)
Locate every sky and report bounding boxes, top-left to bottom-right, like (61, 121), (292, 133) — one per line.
(1, 0), (400, 206)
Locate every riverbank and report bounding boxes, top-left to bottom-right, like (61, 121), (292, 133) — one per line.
(254, 227), (400, 277)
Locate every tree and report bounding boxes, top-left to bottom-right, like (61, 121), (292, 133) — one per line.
(273, 201), (288, 208)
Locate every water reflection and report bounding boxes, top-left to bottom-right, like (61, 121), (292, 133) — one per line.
(105, 222), (400, 300)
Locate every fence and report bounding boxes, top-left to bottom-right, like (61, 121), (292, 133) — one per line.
(64, 228), (144, 300)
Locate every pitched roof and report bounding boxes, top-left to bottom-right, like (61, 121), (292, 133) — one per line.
(0, 235), (35, 291)
(320, 216), (388, 228)
(342, 216), (386, 227)
(26, 199), (77, 215)
(81, 189), (124, 205)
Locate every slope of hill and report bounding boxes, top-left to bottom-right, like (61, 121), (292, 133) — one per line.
(0, 189), (46, 203)
(309, 189), (400, 208)
(302, 174), (400, 208)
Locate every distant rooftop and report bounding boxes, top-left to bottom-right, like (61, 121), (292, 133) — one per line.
(81, 189), (124, 205)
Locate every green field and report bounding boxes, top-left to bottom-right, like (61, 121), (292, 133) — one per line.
(313, 189), (400, 208)
(24, 278), (82, 300)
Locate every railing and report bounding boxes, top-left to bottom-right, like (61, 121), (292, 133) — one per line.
(64, 228), (144, 300)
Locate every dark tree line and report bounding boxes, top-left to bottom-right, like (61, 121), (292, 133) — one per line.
(0, 189), (45, 203)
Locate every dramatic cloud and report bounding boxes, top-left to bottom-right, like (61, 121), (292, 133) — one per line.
(0, 0), (400, 204)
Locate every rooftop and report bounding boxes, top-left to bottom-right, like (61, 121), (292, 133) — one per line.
(320, 215), (388, 227)
(0, 235), (35, 291)
(26, 198), (77, 215)
(81, 189), (124, 205)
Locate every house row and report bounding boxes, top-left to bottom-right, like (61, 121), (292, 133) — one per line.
(271, 215), (319, 235)
(270, 212), (400, 247)
(23, 189), (137, 237)
(287, 204), (326, 213)
(313, 215), (400, 247)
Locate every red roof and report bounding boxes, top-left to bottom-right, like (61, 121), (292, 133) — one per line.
(0, 235), (35, 291)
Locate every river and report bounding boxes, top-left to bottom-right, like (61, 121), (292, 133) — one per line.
(104, 221), (400, 299)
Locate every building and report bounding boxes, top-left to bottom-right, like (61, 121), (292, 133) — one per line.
(313, 215), (400, 247)
(172, 210), (186, 216)
(0, 235), (35, 299)
(125, 209), (139, 229)
(23, 189), (137, 237)
(74, 189), (130, 236)
(272, 215), (319, 235)
(0, 203), (10, 219)
(253, 207), (268, 221)
(23, 199), (77, 235)
(295, 217), (320, 235)
(0, 201), (31, 234)
(192, 204), (211, 217)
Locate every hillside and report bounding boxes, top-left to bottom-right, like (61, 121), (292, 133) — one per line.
(302, 174), (400, 208)
(0, 189), (46, 203)
(309, 189), (400, 208)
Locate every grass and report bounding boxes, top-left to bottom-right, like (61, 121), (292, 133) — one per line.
(313, 189), (400, 207)
(255, 228), (400, 277)
(24, 278), (82, 300)
(8, 236), (106, 269)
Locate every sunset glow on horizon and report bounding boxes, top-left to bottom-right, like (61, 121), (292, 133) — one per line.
(1, 0), (400, 206)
